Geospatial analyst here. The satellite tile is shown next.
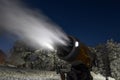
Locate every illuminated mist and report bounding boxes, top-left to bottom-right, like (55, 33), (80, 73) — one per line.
(0, 0), (69, 50)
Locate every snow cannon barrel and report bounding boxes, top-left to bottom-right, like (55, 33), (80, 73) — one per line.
(57, 36), (93, 68)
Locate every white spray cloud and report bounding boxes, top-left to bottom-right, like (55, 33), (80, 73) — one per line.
(0, 0), (69, 50)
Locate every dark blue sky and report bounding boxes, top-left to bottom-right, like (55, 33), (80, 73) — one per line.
(0, 0), (120, 53)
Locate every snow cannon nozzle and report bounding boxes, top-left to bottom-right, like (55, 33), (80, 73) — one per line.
(57, 36), (93, 68)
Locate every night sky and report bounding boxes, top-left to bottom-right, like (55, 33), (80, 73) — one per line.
(0, 0), (120, 53)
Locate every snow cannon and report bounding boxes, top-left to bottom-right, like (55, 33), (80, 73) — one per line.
(57, 36), (93, 68)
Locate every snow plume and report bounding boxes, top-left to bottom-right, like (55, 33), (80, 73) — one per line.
(0, 0), (69, 50)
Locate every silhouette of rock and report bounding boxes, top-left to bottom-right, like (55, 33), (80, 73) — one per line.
(0, 49), (6, 64)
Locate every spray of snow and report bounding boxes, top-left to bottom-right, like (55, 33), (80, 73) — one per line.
(0, 0), (69, 50)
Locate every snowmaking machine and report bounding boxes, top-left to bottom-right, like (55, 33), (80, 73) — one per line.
(56, 36), (94, 80)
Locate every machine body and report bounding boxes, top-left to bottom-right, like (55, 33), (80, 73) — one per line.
(57, 36), (93, 80)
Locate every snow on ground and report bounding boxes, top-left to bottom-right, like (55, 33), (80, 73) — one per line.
(91, 72), (115, 80)
(0, 66), (116, 80)
(0, 66), (60, 80)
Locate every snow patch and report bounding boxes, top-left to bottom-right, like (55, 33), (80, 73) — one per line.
(91, 72), (115, 80)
